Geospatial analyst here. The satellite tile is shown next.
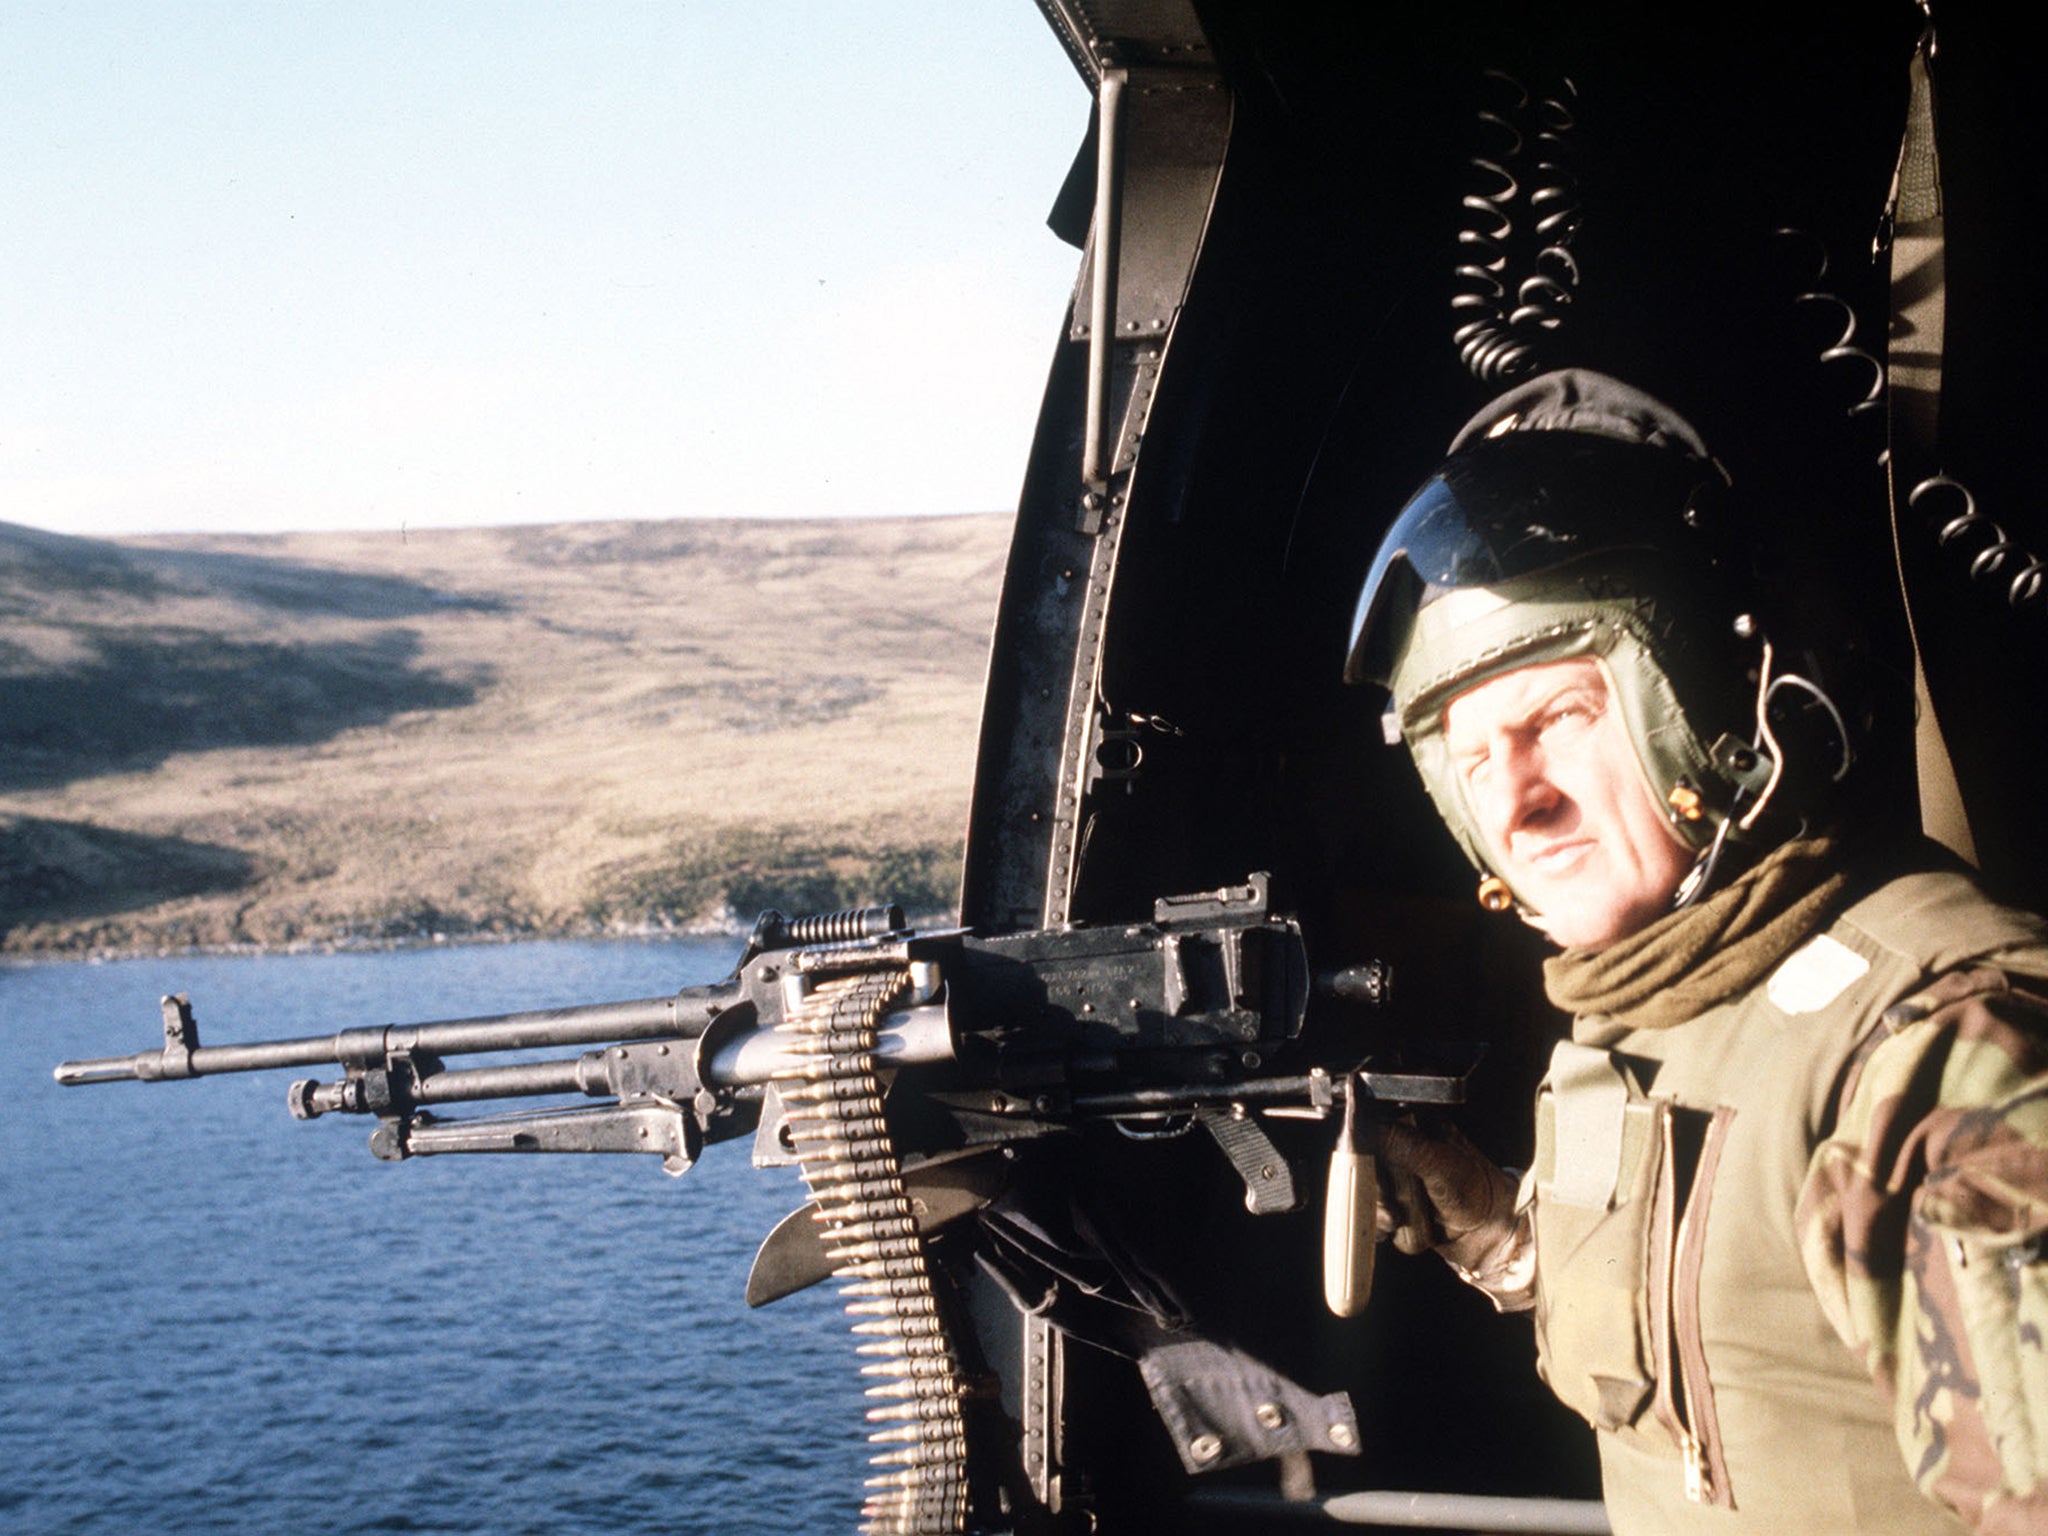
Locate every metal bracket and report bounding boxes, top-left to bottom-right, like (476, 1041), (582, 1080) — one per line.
(369, 1098), (704, 1175)
(1076, 63), (1227, 495)
(1154, 872), (1271, 926)
(1021, 1310), (1065, 1512)
(596, 1037), (702, 1099)
(1068, 68), (1231, 350)
(751, 1080), (799, 1168)
(1084, 710), (1146, 793)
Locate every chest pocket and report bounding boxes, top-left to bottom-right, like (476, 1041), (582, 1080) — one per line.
(1531, 1039), (1735, 1508)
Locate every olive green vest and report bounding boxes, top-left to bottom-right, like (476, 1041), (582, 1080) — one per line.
(1528, 867), (2048, 1534)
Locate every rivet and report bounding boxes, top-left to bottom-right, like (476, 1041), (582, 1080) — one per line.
(1189, 1433), (1223, 1463)
(1254, 1402), (1286, 1430)
(1327, 1422), (1357, 1450)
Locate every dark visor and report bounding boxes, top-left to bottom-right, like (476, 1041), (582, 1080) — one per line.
(1344, 433), (1721, 686)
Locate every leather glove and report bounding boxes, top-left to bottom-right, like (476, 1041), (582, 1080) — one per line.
(1374, 1118), (1519, 1273)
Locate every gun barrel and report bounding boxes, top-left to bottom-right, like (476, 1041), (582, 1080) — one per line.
(53, 986), (737, 1087)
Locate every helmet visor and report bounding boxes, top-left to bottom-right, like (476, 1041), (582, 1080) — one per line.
(1345, 433), (1723, 686)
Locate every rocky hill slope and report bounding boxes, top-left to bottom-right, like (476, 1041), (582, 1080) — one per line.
(0, 515), (1008, 955)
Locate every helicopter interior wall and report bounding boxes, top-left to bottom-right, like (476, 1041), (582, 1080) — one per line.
(961, 1), (2046, 1520)
(954, 0), (2048, 1523)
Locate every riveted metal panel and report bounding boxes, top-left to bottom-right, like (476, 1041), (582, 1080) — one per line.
(1035, 0), (1213, 80)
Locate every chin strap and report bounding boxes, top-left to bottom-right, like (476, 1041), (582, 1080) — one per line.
(1673, 822), (1733, 911)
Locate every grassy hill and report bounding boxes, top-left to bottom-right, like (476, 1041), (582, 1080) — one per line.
(0, 515), (1009, 955)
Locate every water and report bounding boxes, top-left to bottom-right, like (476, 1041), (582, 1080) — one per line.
(0, 939), (869, 1535)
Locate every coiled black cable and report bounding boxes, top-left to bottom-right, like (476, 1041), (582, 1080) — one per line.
(1773, 229), (1888, 426)
(1774, 228), (2044, 619)
(1909, 475), (2048, 616)
(1452, 72), (1582, 385)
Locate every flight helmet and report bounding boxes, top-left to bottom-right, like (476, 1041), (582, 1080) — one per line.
(1345, 369), (1820, 911)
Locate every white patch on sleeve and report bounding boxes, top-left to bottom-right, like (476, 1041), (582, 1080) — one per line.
(1765, 934), (1871, 1016)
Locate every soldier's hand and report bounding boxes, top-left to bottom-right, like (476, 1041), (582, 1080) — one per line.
(1373, 1118), (1518, 1271)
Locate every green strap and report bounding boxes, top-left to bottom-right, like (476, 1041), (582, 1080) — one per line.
(1542, 1041), (1632, 1211)
(1885, 23), (1980, 869)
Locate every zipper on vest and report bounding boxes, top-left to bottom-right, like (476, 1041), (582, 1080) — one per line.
(1680, 1428), (1708, 1504)
(1669, 1105), (1738, 1509)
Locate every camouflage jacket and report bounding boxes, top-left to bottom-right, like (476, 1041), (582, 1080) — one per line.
(1525, 862), (2048, 1534)
(1798, 911), (2048, 1531)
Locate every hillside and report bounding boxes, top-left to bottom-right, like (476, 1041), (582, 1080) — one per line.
(0, 515), (1010, 955)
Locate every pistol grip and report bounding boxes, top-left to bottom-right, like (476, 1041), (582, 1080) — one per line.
(1323, 1144), (1377, 1318)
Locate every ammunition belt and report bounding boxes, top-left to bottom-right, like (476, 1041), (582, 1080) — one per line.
(778, 968), (968, 1535)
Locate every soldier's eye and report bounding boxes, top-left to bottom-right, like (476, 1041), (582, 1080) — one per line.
(1538, 692), (1601, 736)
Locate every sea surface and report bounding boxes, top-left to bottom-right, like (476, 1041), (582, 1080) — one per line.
(0, 937), (870, 1535)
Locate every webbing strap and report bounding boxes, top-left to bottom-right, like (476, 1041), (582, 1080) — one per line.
(1542, 1041), (1632, 1212)
(1885, 23), (1980, 868)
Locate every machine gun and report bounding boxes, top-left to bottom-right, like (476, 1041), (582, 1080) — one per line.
(55, 873), (1464, 1533)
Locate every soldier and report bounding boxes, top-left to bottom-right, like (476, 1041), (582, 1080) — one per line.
(1348, 369), (2048, 1533)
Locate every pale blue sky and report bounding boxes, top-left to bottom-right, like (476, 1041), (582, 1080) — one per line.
(0, 2), (1086, 535)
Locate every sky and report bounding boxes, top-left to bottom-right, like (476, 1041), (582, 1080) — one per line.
(0, 2), (1088, 536)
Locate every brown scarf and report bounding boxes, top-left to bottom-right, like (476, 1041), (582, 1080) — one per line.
(1541, 835), (1851, 1030)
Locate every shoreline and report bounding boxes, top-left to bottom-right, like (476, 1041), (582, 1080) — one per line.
(0, 919), (736, 968)
(0, 905), (959, 968)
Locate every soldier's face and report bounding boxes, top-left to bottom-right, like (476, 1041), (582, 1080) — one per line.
(1441, 657), (1694, 950)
